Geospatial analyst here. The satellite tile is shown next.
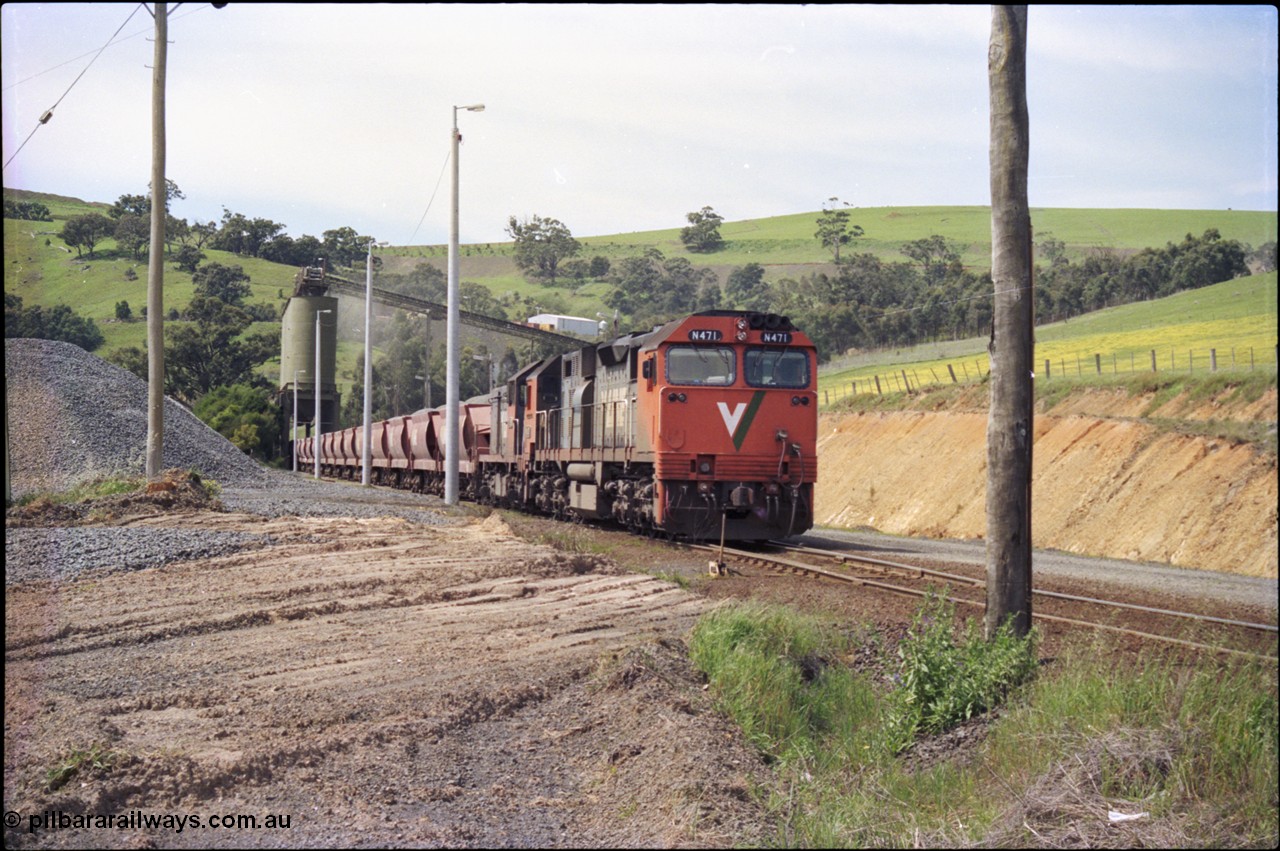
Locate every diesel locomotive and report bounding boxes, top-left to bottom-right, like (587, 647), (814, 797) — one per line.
(296, 310), (818, 541)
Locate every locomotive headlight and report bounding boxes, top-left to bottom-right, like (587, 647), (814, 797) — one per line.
(736, 318), (747, 330)
(678, 393), (687, 402)
(698, 481), (714, 494)
(699, 461), (712, 474)
(736, 331), (747, 342)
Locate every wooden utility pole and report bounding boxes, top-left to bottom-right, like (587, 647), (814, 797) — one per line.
(145, 2), (168, 480)
(985, 5), (1034, 639)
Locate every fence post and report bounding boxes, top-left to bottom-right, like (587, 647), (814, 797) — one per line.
(1151, 350), (1157, 372)
(930, 368), (940, 384)
(1189, 349), (1194, 374)
(1044, 358), (1050, 379)
(875, 375), (882, 395)
(902, 370), (911, 392)
(1210, 349), (1217, 372)
(947, 364), (958, 383)
(1094, 353), (1101, 375)
(824, 390), (829, 405)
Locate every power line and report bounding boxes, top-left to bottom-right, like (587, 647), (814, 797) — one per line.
(1, 2), (211, 93)
(3, 3), (145, 171)
(406, 149), (452, 246)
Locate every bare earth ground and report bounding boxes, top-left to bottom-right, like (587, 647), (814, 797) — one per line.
(5, 510), (773, 849)
(5, 384), (1277, 849)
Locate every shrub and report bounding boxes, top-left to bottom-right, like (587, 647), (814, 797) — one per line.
(884, 592), (1039, 754)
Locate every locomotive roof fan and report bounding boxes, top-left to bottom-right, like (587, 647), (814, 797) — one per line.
(746, 312), (795, 332)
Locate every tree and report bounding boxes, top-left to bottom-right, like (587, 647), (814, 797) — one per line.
(460, 281), (508, 320)
(60, 213), (114, 258)
(506, 214), (580, 284)
(901, 234), (962, 286)
(5, 293), (105, 351)
(192, 262), (252, 306)
(109, 192), (151, 220)
(166, 296), (278, 404)
(194, 383), (281, 461)
(173, 244), (205, 273)
(380, 263), (446, 302)
(604, 249), (717, 326)
(814, 197), (863, 263)
(113, 213), (150, 260)
(115, 300), (134, 322)
(680, 206), (724, 253)
(322, 226), (364, 268)
(108, 180), (183, 219)
(588, 255), (611, 279)
(725, 263), (770, 311)
(3, 199), (53, 221)
(189, 219), (217, 249)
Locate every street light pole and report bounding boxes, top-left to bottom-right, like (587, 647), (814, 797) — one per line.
(446, 102), (484, 505)
(292, 369), (307, 473)
(362, 239), (385, 487)
(314, 308), (332, 480)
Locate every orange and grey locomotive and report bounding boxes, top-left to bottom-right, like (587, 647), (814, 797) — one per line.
(299, 310), (818, 541)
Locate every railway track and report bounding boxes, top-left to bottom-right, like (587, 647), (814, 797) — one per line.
(690, 539), (1278, 661)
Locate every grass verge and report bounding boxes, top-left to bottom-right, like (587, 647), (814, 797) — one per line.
(688, 599), (1278, 847)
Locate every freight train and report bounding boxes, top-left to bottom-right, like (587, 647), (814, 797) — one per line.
(296, 310), (818, 541)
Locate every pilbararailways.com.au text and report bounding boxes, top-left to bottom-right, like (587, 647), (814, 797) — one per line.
(8, 809), (293, 835)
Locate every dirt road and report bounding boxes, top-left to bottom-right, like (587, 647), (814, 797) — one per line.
(4, 509), (773, 849)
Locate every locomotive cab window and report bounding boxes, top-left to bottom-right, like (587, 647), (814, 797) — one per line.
(666, 346), (736, 386)
(745, 348), (810, 389)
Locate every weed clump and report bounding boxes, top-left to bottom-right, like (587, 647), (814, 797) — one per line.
(884, 592), (1039, 755)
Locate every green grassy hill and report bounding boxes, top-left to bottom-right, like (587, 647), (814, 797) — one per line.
(6, 191), (1277, 403)
(378, 206), (1277, 322)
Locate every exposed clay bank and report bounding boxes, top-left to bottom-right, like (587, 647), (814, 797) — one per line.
(815, 386), (1278, 578)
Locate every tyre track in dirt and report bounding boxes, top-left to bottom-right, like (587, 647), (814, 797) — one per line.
(5, 512), (771, 848)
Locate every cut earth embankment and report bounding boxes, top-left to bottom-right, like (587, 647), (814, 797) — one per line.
(815, 388), (1278, 578)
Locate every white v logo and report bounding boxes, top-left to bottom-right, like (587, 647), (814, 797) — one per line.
(717, 402), (746, 438)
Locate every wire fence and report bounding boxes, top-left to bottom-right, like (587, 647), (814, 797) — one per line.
(818, 344), (1279, 406)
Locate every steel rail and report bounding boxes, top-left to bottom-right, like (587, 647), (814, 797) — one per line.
(768, 541), (1278, 635)
(692, 543), (1278, 662)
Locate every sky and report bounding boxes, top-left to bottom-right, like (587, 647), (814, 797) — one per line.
(2, 4), (1276, 247)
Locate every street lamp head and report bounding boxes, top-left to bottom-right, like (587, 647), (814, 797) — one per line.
(459, 103), (485, 112)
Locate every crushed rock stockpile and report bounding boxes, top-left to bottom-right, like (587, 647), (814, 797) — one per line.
(6, 338), (272, 499)
(816, 400), (1278, 578)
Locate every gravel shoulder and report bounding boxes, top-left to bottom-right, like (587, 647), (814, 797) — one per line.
(5, 496), (775, 849)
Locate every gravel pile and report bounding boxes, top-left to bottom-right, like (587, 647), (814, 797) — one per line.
(6, 337), (273, 499)
(5, 338), (460, 586)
